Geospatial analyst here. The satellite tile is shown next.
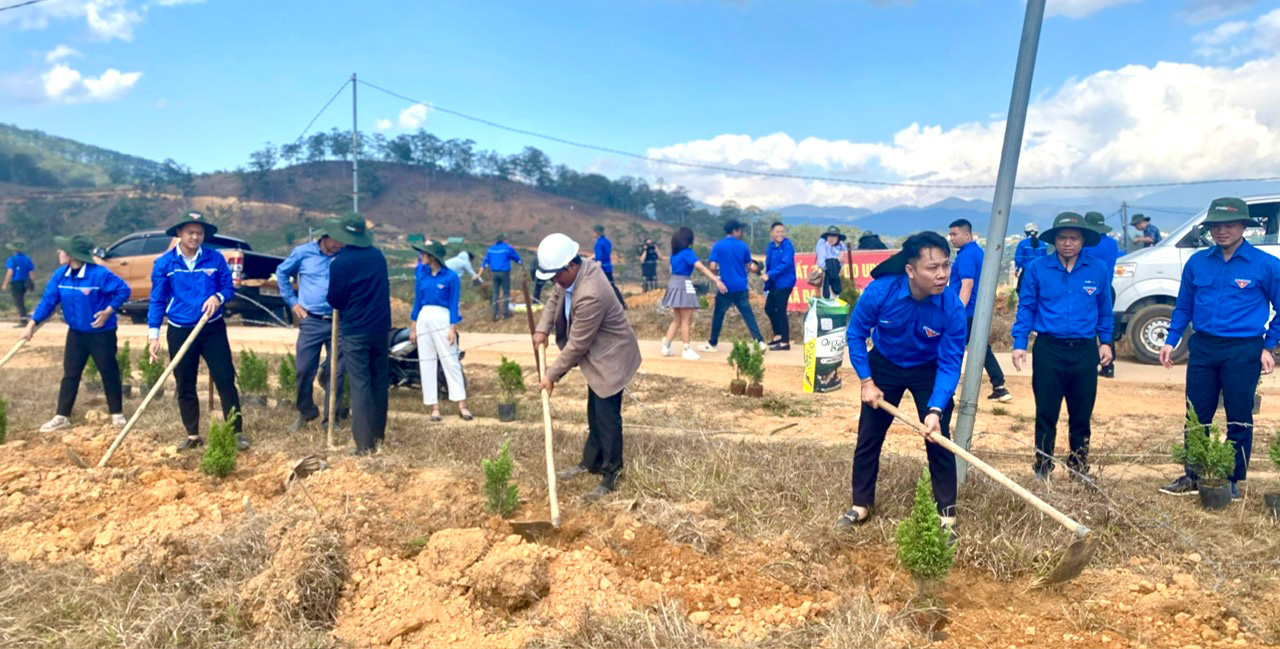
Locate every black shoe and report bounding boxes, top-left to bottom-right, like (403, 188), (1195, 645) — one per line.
(1098, 363), (1115, 379)
(178, 436), (204, 451)
(1033, 465), (1052, 482)
(940, 521), (958, 549)
(987, 387), (1012, 402)
(834, 507), (871, 529)
(236, 434), (251, 451)
(583, 483), (613, 502)
(768, 341), (791, 351)
(287, 414), (317, 433)
(556, 464), (590, 482)
(1158, 476), (1198, 496)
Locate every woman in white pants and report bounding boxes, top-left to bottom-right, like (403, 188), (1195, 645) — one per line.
(411, 241), (472, 422)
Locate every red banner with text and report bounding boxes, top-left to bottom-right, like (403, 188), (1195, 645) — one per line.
(786, 250), (896, 311)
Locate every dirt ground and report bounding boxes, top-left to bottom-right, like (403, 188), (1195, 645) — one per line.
(1, 315), (1279, 648)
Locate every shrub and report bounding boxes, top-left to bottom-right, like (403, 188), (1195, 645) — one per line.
(278, 353), (297, 398)
(116, 341), (132, 383)
(839, 283), (861, 306)
(1268, 433), (1280, 470)
(1172, 405), (1236, 486)
(200, 408), (240, 478)
(497, 356), (525, 404)
(237, 349), (269, 395)
(742, 344), (766, 385)
(1004, 288), (1018, 312)
(728, 340), (751, 381)
(138, 348), (164, 389)
(482, 438), (519, 518)
(0, 397), (7, 445)
(83, 356), (99, 384)
(895, 468), (955, 588)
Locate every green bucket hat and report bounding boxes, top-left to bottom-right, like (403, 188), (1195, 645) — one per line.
(165, 210), (218, 238)
(1201, 197), (1260, 228)
(323, 212), (373, 248)
(822, 226), (847, 242)
(411, 239), (448, 265)
(54, 234), (96, 264)
(5, 239), (26, 252)
(1041, 212), (1101, 247)
(1129, 213), (1149, 226)
(1084, 211), (1112, 234)
(593, 224), (605, 234)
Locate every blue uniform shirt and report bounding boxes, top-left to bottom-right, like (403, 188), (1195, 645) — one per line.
(594, 236), (613, 273)
(482, 242), (523, 272)
(32, 264), (130, 332)
(949, 241), (984, 318)
(411, 263), (462, 325)
(709, 236), (752, 292)
(276, 241), (338, 316)
(1082, 235), (1119, 272)
(1140, 223), (1162, 247)
(147, 246), (235, 335)
(1014, 237), (1047, 271)
(847, 274), (968, 410)
(1011, 253), (1114, 349)
(6, 252), (34, 282)
(1166, 240), (1280, 349)
(670, 248), (699, 276)
(764, 238), (796, 291)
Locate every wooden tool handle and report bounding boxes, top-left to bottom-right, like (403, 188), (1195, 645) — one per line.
(877, 400), (1090, 538)
(98, 312), (211, 468)
(522, 272), (540, 376)
(327, 310), (340, 450)
(0, 337), (28, 369)
(538, 345), (560, 527)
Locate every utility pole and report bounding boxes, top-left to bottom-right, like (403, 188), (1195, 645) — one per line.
(1120, 202), (1129, 253)
(953, 0), (1047, 484)
(351, 72), (359, 214)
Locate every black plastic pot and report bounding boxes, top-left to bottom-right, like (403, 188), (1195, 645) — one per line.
(1264, 492), (1280, 518)
(1198, 482), (1233, 510)
(121, 384), (133, 398)
(497, 402), (517, 422)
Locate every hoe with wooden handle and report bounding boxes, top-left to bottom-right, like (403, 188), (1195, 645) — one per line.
(0, 337), (28, 369)
(326, 310), (339, 450)
(877, 400), (1098, 586)
(97, 312), (210, 468)
(511, 273), (561, 539)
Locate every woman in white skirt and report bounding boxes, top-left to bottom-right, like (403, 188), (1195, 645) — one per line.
(661, 227), (726, 360)
(411, 241), (473, 421)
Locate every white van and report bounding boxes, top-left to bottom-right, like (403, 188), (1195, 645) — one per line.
(1112, 195), (1280, 364)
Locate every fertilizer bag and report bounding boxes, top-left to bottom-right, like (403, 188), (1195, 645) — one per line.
(803, 297), (849, 393)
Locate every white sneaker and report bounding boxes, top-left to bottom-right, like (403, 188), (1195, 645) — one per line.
(39, 415), (70, 433)
(661, 338), (673, 356)
(111, 413), (127, 428)
(758, 340), (769, 353)
(698, 343), (719, 353)
(682, 346), (701, 360)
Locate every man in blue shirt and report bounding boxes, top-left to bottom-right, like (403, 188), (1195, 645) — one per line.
(1157, 198), (1280, 498)
(1131, 213), (1161, 248)
(147, 211), (247, 452)
(277, 229), (346, 432)
(23, 234), (130, 432)
(4, 240), (36, 327)
(1082, 211), (1121, 379)
(593, 224), (615, 283)
(763, 222), (797, 350)
(480, 234), (523, 321)
(947, 219), (1011, 402)
(699, 220), (765, 352)
(1011, 213), (1114, 482)
(1013, 222), (1046, 293)
(838, 231), (965, 532)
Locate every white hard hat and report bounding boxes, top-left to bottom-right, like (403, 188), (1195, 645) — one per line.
(535, 233), (580, 280)
(1024, 222), (1038, 232)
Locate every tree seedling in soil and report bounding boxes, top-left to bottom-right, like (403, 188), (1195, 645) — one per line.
(138, 348), (165, 394)
(83, 356), (101, 390)
(1265, 435), (1280, 517)
(1172, 405), (1236, 509)
(0, 397), (7, 445)
(116, 341), (133, 396)
(742, 344), (766, 398)
(237, 350), (269, 405)
(277, 353), (297, 405)
(497, 356), (524, 422)
(727, 340), (750, 395)
(200, 408), (240, 478)
(838, 283), (861, 307)
(482, 438), (519, 518)
(895, 468), (954, 637)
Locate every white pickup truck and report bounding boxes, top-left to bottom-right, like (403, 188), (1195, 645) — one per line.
(1112, 194), (1280, 364)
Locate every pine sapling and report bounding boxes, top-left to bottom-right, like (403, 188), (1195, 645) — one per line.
(237, 349), (269, 396)
(1268, 433), (1280, 471)
(1172, 405), (1236, 487)
(497, 356), (525, 405)
(138, 349), (165, 390)
(895, 468), (955, 593)
(278, 353), (297, 398)
(116, 341), (132, 383)
(84, 356), (100, 386)
(0, 397), (7, 445)
(482, 438), (519, 518)
(200, 408), (240, 478)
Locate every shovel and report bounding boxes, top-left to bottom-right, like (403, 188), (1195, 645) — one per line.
(511, 276), (561, 539)
(877, 401), (1098, 586)
(97, 312), (210, 468)
(0, 337), (28, 369)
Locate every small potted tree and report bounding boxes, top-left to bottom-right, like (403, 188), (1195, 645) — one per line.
(0, 397), (8, 445)
(137, 348), (165, 398)
(743, 344), (766, 398)
(201, 409), (240, 478)
(896, 468), (954, 637)
(276, 353), (297, 409)
(237, 350), (270, 407)
(497, 356), (525, 422)
(83, 356), (102, 392)
(117, 341), (133, 398)
(727, 340), (749, 396)
(1172, 407), (1237, 510)
(1265, 435), (1280, 518)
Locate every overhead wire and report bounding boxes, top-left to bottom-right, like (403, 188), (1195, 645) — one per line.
(0, 0), (52, 12)
(291, 79), (352, 146)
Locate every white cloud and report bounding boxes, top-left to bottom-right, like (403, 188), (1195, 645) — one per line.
(44, 45), (81, 63)
(1179, 0), (1264, 24)
(1193, 6), (1280, 60)
(1045, 0), (1140, 19)
(39, 62), (140, 103)
(85, 0), (142, 41)
(643, 53), (1280, 209)
(398, 103), (430, 129)
(0, 0), (201, 41)
(374, 118), (393, 131)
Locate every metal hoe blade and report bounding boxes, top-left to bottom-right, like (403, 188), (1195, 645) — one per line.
(1035, 533), (1100, 587)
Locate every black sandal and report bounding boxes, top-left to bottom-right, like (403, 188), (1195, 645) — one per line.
(460, 410), (474, 421)
(835, 508), (871, 529)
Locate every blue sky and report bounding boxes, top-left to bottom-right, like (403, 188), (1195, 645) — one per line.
(2, 0), (1278, 209)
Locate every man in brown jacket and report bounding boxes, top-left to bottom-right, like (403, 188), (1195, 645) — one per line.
(532, 233), (641, 501)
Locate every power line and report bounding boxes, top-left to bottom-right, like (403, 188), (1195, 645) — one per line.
(356, 77), (1280, 193)
(292, 79), (351, 146)
(0, 0), (52, 13)
(1127, 205), (1198, 216)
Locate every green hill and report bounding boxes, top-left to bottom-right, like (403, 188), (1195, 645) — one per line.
(0, 123), (168, 189)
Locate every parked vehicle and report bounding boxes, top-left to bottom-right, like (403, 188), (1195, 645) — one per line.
(1112, 195), (1280, 364)
(93, 229), (290, 326)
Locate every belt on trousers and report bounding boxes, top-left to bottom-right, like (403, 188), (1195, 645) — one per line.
(307, 311), (333, 321)
(1037, 334), (1094, 346)
(1194, 331), (1259, 343)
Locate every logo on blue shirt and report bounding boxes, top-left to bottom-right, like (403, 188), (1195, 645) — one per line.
(1083, 286), (1097, 295)
(1235, 279), (1252, 289)
(922, 326), (940, 338)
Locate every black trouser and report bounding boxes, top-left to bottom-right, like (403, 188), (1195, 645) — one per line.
(342, 332), (389, 452)
(764, 288), (791, 343)
(583, 387), (624, 481)
(10, 283), (28, 323)
(1184, 333), (1259, 483)
(821, 259), (843, 298)
(708, 290), (764, 346)
(490, 271), (511, 318)
(642, 262), (657, 292)
(852, 349), (957, 516)
(965, 316), (1006, 387)
(533, 277), (546, 302)
(1031, 335), (1098, 472)
(294, 313), (345, 421)
(168, 318), (242, 437)
(57, 329), (123, 416)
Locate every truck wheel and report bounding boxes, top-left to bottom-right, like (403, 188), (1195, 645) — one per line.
(1128, 304), (1188, 365)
